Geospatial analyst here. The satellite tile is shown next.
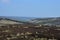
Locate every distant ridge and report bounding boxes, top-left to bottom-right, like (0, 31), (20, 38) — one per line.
(0, 17), (36, 25)
(30, 17), (60, 25)
(0, 16), (36, 22)
(0, 16), (60, 25)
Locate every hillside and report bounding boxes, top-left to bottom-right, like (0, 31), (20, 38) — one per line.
(29, 17), (60, 25)
(0, 16), (60, 26)
(0, 17), (36, 27)
(0, 17), (60, 40)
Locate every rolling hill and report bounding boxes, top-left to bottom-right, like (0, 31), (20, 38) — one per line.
(29, 17), (60, 25)
(0, 16), (60, 26)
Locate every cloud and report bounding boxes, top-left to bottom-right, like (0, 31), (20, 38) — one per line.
(2, 0), (10, 4)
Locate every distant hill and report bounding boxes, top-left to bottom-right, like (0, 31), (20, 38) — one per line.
(29, 17), (60, 25)
(0, 16), (36, 25)
(0, 18), (24, 25)
(0, 16), (60, 25)
(0, 16), (36, 22)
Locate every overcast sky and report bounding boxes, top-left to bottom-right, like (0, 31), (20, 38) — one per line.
(0, 0), (60, 17)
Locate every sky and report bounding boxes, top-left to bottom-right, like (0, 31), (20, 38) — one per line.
(0, 0), (60, 18)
